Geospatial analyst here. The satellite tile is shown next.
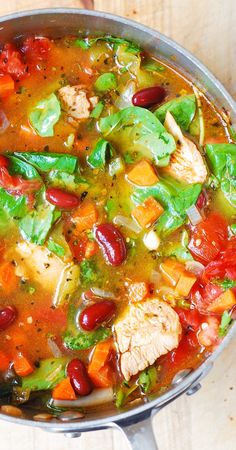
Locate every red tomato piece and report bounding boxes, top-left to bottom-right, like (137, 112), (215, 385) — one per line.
(0, 75), (14, 97)
(188, 212), (228, 264)
(0, 43), (27, 80)
(167, 331), (199, 367)
(21, 37), (52, 64)
(190, 280), (223, 314)
(175, 307), (202, 331)
(0, 167), (42, 207)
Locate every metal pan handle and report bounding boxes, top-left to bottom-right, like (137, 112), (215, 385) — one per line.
(116, 412), (159, 450)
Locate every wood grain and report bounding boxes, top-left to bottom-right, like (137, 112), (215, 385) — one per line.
(0, 1), (236, 449)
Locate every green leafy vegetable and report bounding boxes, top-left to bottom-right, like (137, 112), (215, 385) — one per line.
(133, 180), (201, 236)
(219, 311), (233, 337)
(64, 327), (110, 350)
(8, 156), (41, 180)
(13, 152), (78, 174)
(47, 170), (88, 193)
(90, 101), (104, 119)
(154, 94), (196, 131)
(105, 198), (118, 220)
(138, 366), (158, 393)
(29, 93), (61, 137)
(142, 60), (165, 72)
(214, 278), (236, 290)
(206, 143), (236, 207)
(80, 259), (97, 285)
(115, 381), (139, 408)
(94, 73), (117, 93)
(19, 190), (60, 245)
(22, 358), (68, 391)
(47, 239), (65, 257)
(0, 188), (27, 218)
(99, 106), (176, 167)
(88, 139), (114, 169)
(75, 36), (140, 54)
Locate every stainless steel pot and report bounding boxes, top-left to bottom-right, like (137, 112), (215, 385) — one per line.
(0, 8), (235, 450)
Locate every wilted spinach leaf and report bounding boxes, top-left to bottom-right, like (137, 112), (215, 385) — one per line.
(13, 152), (78, 174)
(154, 94), (196, 131)
(88, 139), (114, 169)
(99, 106), (176, 166)
(29, 93), (61, 137)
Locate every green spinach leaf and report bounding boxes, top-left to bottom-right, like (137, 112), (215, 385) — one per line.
(47, 239), (65, 257)
(0, 188), (27, 218)
(219, 311), (233, 337)
(64, 327), (110, 350)
(99, 106), (176, 166)
(13, 152), (78, 174)
(47, 170), (88, 193)
(88, 139), (114, 169)
(8, 155), (41, 180)
(154, 94), (196, 131)
(75, 36), (140, 54)
(29, 93), (61, 137)
(22, 358), (68, 391)
(206, 143), (236, 207)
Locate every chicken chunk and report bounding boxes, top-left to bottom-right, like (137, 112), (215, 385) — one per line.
(6, 241), (68, 293)
(58, 85), (98, 120)
(114, 297), (182, 380)
(164, 111), (207, 184)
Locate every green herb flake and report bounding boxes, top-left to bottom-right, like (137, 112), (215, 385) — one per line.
(74, 38), (90, 49)
(80, 259), (97, 285)
(138, 366), (158, 393)
(214, 278), (236, 290)
(27, 286), (36, 295)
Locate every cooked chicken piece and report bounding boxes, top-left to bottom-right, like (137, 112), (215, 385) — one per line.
(58, 85), (98, 120)
(114, 297), (182, 380)
(164, 111), (207, 184)
(6, 241), (68, 293)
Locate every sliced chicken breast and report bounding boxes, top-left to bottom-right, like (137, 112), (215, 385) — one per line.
(164, 111), (207, 184)
(114, 297), (182, 380)
(58, 85), (98, 120)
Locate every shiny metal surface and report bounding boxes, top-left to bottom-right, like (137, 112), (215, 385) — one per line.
(0, 8), (235, 449)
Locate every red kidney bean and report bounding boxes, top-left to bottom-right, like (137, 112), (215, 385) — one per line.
(79, 300), (116, 331)
(132, 86), (166, 108)
(0, 306), (16, 331)
(0, 155), (9, 169)
(46, 187), (80, 210)
(94, 223), (127, 266)
(67, 359), (93, 396)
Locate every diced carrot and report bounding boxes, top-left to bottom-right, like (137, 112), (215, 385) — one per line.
(128, 282), (149, 302)
(88, 339), (112, 374)
(207, 289), (236, 314)
(0, 261), (18, 295)
(52, 377), (76, 400)
(127, 159), (158, 186)
(89, 363), (114, 388)
(0, 74), (14, 97)
(175, 271), (197, 296)
(132, 197), (164, 228)
(160, 259), (185, 286)
(13, 353), (34, 377)
(0, 350), (11, 372)
(72, 201), (98, 233)
(85, 240), (99, 259)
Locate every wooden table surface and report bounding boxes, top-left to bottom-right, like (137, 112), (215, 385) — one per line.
(0, 1), (236, 449)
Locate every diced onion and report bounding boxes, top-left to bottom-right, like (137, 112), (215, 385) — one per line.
(52, 263), (80, 307)
(143, 230), (160, 251)
(113, 215), (141, 233)
(150, 269), (162, 286)
(47, 337), (62, 358)
(186, 205), (202, 225)
(91, 287), (115, 299)
(52, 388), (113, 408)
(185, 260), (205, 276)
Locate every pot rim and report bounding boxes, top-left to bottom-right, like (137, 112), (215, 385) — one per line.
(0, 7), (235, 431)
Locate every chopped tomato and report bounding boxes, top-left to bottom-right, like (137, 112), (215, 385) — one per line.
(190, 279), (223, 313)
(166, 331), (199, 368)
(33, 306), (67, 328)
(0, 75), (14, 97)
(0, 166), (42, 207)
(188, 212), (228, 264)
(203, 237), (236, 282)
(175, 307), (202, 331)
(0, 43), (27, 80)
(21, 37), (51, 65)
